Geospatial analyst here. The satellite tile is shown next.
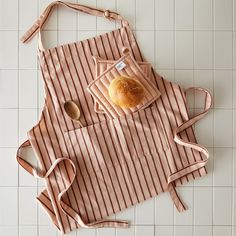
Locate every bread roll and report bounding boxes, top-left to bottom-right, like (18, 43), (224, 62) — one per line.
(108, 76), (145, 108)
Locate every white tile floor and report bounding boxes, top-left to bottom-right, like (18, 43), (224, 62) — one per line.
(0, 0), (235, 235)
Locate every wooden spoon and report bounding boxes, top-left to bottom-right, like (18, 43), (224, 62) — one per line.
(64, 101), (83, 127)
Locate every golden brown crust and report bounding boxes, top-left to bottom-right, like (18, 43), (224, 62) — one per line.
(108, 76), (145, 108)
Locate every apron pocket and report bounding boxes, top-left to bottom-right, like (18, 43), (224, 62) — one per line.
(64, 106), (169, 174)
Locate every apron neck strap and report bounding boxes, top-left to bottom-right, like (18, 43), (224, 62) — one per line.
(20, 0), (129, 50)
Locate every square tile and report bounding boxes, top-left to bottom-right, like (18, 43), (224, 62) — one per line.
(136, 225), (154, 236)
(155, 226), (173, 236)
(194, 226), (212, 236)
(77, 0), (97, 31)
(19, 33), (38, 69)
(157, 70), (175, 83)
(213, 187), (232, 225)
(0, 148), (18, 186)
(0, 109), (18, 147)
(38, 72), (46, 110)
(96, 0), (116, 31)
(78, 228), (96, 236)
(116, 226), (135, 236)
(155, 192), (174, 225)
(175, 70), (194, 89)
(117, 0), (135, 29)
(214, 109), (233, 147)
(175, 0), (193, 30)
(136, 0), (154, 30)
(97, 228), (115, 236)
(213, 226), (232, 236)
(194, 148), (213, 186)
(194, 70), (213, 108)
(194, 31), (213, 69)
(38, 187), (52, 226)
(19, 133), (38, 186)
(194, 187), (213, 225)
(19, 109), (38, 143)
(19, 145), (38, 187)
(78, 31), (97, 41)
(174, 226), (193, 236)
(174, 70), (194, 108)
(65, 230), (77, 236)
(41, 30), (58, 50)
(195, 108), (213, 147)
(155, 0), (174, 30)
(234, 150), (236, 186)
(135, 198), (155, 225)
(115, 206), (135, 224)
(234, 187), (236, 225)
(0, 187), (18, 226)
(234, 112), (236, 147)
(19, 70), (38, 108)
(0, 31), (18, 69)
(213, 148), (233, 186)
(214, 31), (233, 69)
(174, 187), (193, 225)
(214, 0), (233, 30)
(19, 0), (38, 31)
(58, 0), (77, 31)
(19, 226), (37, 236)
(58, 30), (77, 45)
(214, 70), (233, 109)
(39, 0), (58, 30)
(19, 187), (37, 225)
(136, 31), (155, 66)
(156, 31), (174, 69)
(0, 70), (18, 108)
(0, 0), (18, 30)
(234, 33), (236, 69)
(194, 0), (213, 30)
(39, 225), (58, 236)
(175, 31), (193, 69)
(0, 226), (18, 236)
(234, 72), (236, 108)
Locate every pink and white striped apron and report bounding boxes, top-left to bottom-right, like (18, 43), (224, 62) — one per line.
(17, 1), (212, 234)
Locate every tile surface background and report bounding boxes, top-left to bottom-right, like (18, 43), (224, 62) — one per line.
(0, 0), (235, 235)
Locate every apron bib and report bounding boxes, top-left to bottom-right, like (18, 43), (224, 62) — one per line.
(17, 1), (212, 234)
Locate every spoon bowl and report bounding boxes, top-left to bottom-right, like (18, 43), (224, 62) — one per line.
(64, 101), (83, 127)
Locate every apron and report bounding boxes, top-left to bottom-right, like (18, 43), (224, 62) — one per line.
(17, 1), (212, 234)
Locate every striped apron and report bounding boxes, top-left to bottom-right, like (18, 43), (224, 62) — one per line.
(17, 1), (212, 234)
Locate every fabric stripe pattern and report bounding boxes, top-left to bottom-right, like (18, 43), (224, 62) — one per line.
(16, 1), (212, 234)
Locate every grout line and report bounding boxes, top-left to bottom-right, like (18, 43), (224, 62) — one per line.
(153, 0), (156, 231)
(212, 0), (215, 235)
(36, 0), (39, 235)
(2, 145), (236, 149)
(2, 185), (236, 188)
(134, 0), (137, 235)
(231, 0), (235, 235)
(3, 29), (236, 32)
(173, 0), (176, 235)
(76, 2), (78, 236)
(192, 0), (195, 234)
(2, 68), (236, 71)
(17, 0), (20, 235)
(36, 1), (40, 235)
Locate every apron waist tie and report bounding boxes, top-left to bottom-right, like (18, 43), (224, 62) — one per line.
(168, 87), (212, 212)
(16, 140), (129, 229)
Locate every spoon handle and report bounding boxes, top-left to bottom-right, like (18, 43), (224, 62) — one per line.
(77, 119), (84, 127)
